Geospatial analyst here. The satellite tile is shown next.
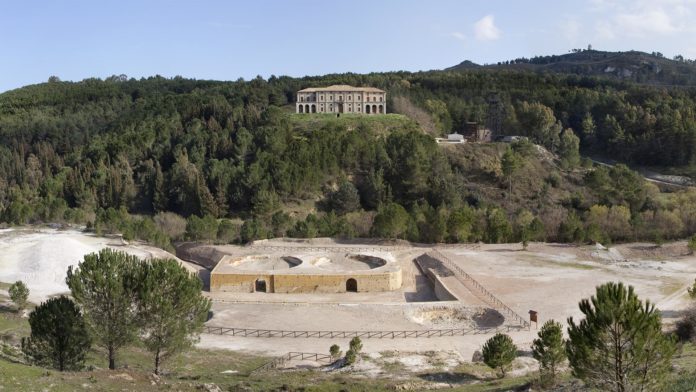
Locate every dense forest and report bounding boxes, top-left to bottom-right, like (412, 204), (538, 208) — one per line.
(1, 64), (696, 247)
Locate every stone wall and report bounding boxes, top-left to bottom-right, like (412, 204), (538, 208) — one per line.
(210, 269), (402, 293)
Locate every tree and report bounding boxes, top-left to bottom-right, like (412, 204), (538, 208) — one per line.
(344, 348), (357, 366)
(326, 181), (361, 215)
(349, 336), (363, 354)
(558, 128), (580, 168)
(532, 320), (566, 385)
(8, 280), (29, 312)
(501, 147), (521, 197)
(689, 235), (696, 255)
(135, 259), (211, 375)
(66, 249), (140, 370)
(329, 344), (341, 359)
(21, 296), (91, 371)
(371, 202), (410, 239)
(566, 282), (676, 392)
(482, 333), (517, 378)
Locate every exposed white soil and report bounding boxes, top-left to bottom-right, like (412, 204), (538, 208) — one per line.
(0, 228), (200, 302)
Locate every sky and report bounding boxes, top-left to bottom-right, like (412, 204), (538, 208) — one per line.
(2, 0), (696, 93)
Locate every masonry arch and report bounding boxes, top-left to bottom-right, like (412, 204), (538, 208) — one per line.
(255, 278), (267, 293)
(305, 104), (310, 113)
(372, 104), (377, 114)
(378, 105), (384, 114)
(346, 278), (357, 292)
(365, 105), (371, 114)
(311, 104), (316, 113)
(298, 105), (304, 113)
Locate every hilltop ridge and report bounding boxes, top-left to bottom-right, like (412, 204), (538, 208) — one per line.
(447, 49), (696, 86)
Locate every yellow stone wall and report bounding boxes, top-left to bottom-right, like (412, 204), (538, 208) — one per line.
(210, 270), (402, 293)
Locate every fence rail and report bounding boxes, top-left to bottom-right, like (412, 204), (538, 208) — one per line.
(428, 249), (530, 329)
(203, 324), (525, 339)
(251, 352), (334, 373)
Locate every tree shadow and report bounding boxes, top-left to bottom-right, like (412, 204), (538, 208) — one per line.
(417, 371), (486, 383)
(0, 303), (18, 316)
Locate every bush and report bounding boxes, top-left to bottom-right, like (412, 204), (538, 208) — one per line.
(9, 281), (29, 312)
(344, 349), (357, 366)
(349, 337), (362, 354)
(217, 219), (240, 243)
(329, 344), (341, 359)
(676, 307), (696, 342)
(185, 214), (219, 242)
(153, 212), (187, 240)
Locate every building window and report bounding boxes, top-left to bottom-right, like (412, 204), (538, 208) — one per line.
(379, 96), (383, 102)
(329, 95), (332, 100)
(300, 97), (304, 102)
(320, 95), (324, 100)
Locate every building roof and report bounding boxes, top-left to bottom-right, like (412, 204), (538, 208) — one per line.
(298, 84), (385, 93)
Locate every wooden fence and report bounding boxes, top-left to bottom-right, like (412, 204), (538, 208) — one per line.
(203, 324), (525, 339)
(251, 352), (334, 373)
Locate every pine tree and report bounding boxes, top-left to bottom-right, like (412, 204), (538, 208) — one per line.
(566, 282), (676, 392)
(135, 259), (211, 375)
(501, 147), (521, 197)
(66, 249), (140, 370)
(22, 296), (91, 371)
(532, 319), (566, 386)
(482, 333), (517, 378)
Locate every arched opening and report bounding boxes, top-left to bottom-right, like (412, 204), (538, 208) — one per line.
(255, 279), (267, 293)
(305, 104), (310, 113)
(298, 105), (304, 113)
(311, 104), (316, 113)
(378, 105), (384, 114)
(372, 105), (377, 114)
(365, 105), (371, 114)
(346, 278), (357, 292)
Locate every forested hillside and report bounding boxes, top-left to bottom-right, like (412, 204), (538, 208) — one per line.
(1, 65), (696, 247)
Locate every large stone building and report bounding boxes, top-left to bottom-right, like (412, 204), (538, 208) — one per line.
(296, 85), (386, 115)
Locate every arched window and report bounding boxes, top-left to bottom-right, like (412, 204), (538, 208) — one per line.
(311, 104), (316, 113)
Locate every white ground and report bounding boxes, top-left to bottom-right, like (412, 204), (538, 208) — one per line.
(2, 230), (695, 370)
(0, 228), (200, 302)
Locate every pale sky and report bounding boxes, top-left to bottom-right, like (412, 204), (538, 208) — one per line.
(2, 0), (696, 92)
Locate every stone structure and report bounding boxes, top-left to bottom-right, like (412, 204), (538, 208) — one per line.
(296, 85), (386, 115)
(210, 252), (402, 293)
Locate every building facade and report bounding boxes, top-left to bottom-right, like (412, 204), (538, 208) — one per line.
(296, 85), (386, 115)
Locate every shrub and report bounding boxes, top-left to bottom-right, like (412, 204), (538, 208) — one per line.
(329, 344), (341, 359)
(9, 281), (29, 312)
(344, 349), (357, 366)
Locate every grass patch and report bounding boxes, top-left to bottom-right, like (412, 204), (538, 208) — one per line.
(289, 113), (419, 136)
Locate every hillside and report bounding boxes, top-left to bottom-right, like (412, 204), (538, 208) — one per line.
(447, 50), (696, 86)
(1, 70), (696, 248)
